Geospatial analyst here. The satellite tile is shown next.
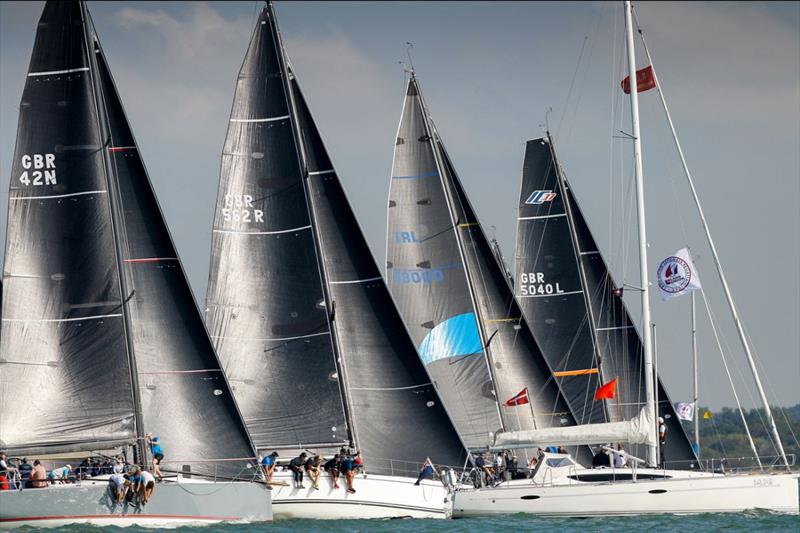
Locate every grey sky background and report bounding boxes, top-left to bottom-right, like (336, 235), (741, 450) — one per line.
(1, 2), (798, 413)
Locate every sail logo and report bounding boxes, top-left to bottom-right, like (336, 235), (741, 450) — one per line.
(525, 190), (557, 205)
(19, 153), (57, 186)
(656, 256), (691, 294)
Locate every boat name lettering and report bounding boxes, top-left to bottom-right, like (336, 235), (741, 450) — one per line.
(754, 478), (774, 487)
(222, 194), (263, 223)
(19, 153), (57, 186)
(519, 272), (564, 296)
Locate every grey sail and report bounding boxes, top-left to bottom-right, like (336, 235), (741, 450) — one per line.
(90, 16), (258, 478)
(388, 76), (591, 464)
(516, 136), (698, 468)
(291, 76), (468, 472)
(0, 1), (136, 456)
(386, 78), (502, 449)
(205, 6), (348, 451)
(206, 4), (467, 474)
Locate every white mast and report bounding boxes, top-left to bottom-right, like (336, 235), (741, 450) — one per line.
(624, 0), (657, 468)
(692, 292), (700, 456)
(633, 9), (789, 469)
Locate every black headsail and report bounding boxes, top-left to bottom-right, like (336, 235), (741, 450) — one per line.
(87, 11), (258, 477)
(516, 136), (698, 467)
(0, 0), (136, 456)
(206, 4), (467, 473)
(387, 76), (591, 464)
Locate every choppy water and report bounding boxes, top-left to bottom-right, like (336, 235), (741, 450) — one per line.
(12, 512), (800, 533)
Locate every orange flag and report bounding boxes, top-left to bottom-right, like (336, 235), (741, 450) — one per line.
(594, 378), (618, 401)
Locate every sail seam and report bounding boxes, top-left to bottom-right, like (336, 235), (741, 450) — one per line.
(518, 213), (567, 221)
(328, 276), (383, 285)
(230, 115), (290, 123)
(2, 313), (122, 323)
(123, 257), (178, 263)
(212, 225), (311, 235)
(10, 190), (107, 200)
(308, 169), (335, 176)
(580, 250), (601, 255)
(596, 325), (636, 331)
(349, 383), (432, 391)
(139, 369), (222, 375)
(28, 67), (89, 77)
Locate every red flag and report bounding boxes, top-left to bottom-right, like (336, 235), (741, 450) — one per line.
(621, 65), (656, 94)
(594, 378), (617, 401)
(505, 387), (530, 406)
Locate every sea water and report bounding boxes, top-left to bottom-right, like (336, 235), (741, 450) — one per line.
(14, 512), (800, 533)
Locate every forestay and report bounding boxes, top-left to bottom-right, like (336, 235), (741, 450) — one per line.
(515, 136), (698, 468)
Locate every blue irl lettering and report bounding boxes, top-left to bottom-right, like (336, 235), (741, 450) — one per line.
(394, 231), (420, 243)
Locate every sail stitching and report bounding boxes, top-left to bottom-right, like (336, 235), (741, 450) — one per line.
(349, 383), (432, 391)
(210, 331), (330, 342)
(328, 276), (383, 285)
(518, 213), (568, 221)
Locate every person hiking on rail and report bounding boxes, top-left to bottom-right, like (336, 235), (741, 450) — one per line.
(146, 434), (165, 481)
(323, 453), (341, 489)
(288, 452), (307, 489)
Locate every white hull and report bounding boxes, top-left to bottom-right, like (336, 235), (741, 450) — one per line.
(454, 472), (799, 517)
(0, 477), (272, 528)
(270, 471), (452, 519)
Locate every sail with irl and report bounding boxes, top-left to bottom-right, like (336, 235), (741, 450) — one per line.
(386, 73), (591, 464)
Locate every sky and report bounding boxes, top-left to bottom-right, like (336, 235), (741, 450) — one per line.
(1, 1), (798, 415)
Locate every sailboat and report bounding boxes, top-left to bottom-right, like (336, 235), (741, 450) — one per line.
(204, 2), (468, 519)
(386, 72), (593, 468)
(515, 133), (698, 468)
(452, 0), (798, 517)
(0, 1), (271, 527)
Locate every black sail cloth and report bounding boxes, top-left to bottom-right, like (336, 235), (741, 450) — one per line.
(516, 137), (698, 468)
(1, 1), (259, 478)
(206, 5), (468, 474)
(387, 77), (592, 465)
(0, 0), (135, 456)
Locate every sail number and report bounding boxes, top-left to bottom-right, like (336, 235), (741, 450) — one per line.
(222, 194), (264, 223)
(19, 153), (57, 186)
(519, 272), (565, 296)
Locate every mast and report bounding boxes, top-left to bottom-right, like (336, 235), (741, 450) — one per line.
(266, 1), (359, 449)
(413, 73), (505, 432)
(691, 292), (699, 455)
(634, 11), (788, 469)
(79, 0), (146, 464)
(624, 0), (657, 467)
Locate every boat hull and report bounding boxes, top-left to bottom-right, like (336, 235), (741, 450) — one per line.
(0, 478), (272, 528)
(453, 472), (799, 517)
(270, 471), (452, 519)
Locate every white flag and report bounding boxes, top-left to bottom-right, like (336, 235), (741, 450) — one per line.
(656, 248), (702, 301)
(676, 402), (695, 421)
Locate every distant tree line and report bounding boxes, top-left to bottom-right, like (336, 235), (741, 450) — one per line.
(680, 404), (800, 467)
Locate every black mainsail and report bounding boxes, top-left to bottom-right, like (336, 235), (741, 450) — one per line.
(205, 4), (467, 474)
(515, 136), (698, 467)
(387, 76), (590, 463)
(0, 1), (258, 479)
